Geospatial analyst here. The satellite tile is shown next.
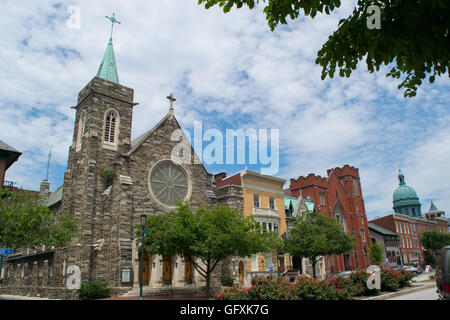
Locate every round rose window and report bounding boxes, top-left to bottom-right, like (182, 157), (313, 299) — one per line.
(149, 161), (189, 207)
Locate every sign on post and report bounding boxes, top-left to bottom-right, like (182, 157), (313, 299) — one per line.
(0, 249), (13, 255)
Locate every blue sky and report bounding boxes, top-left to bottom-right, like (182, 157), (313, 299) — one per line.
(1, 0), (449, 220)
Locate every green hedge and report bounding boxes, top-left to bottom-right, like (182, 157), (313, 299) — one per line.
(215, 268), (415, 300)
(78, 281), (111, 300)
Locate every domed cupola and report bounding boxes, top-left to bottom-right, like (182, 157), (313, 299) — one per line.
(393, 168), (422, 217)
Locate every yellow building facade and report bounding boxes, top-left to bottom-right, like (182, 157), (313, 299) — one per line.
(240, 170), (288, 282)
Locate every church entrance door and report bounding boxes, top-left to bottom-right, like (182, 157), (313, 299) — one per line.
(163, 255), (172, 285)
(184, 257), (193, 284)
(138, 253), (150, 285)
(238, 260), (244, 284)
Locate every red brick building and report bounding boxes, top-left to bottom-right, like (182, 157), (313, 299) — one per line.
(370, 206), (448, 266)
(287, 165), (371, 274)
(0, 140), (21, 188)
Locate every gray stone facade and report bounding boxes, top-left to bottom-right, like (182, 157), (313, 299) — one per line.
(1, 77), (243, 299)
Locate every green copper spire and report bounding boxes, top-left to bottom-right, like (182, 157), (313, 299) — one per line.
(96, 14), (121, 84)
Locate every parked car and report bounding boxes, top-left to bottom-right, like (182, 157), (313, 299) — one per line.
(404, 265), (422, 276)
(436, 245), (450, 300)
(335, 271), (354, 278)
(387, 264), (404, 270)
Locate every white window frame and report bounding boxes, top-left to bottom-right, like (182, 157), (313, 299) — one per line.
(269, 197), (275, 210)
(102, 108), (120, 150)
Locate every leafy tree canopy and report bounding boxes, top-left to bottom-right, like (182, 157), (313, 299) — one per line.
(420, 231), (450, 251)
(368, 240), (384, 265)
(282, 211), (355, 277)
(136, 202), (279, 296)
(198, 0), (449, 97)
(0, 188), (81, 250)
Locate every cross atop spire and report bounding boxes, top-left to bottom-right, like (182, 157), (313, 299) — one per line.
(105, 13), (121, 39)
(167, 93), (176, 116)
(97, 13), (120, 84)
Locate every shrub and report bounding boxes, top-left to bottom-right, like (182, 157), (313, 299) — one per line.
(215, 284), (251, 300)
(78, 281), (111, 300)
(429, 274), (435, 280)
(349, 270), (379, 296)
(215, 275), (341, 300)
(326, 275), (358, 300)
(294, 276), (338, 300)
(380, 268), (399, 291)
(396, 269), (414, 288)
(248, 276), (295, 300)
(221, 275), (234, 287)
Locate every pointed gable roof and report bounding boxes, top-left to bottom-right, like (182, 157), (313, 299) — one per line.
(127, 112), (172, 156)
(97, 38), (119, 83)
(0, 140), (22, 170)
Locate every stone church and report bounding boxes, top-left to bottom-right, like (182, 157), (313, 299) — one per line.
(0, 20), (243, 299)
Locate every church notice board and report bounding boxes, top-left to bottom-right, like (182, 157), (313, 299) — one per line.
(121, 268), (132, 284)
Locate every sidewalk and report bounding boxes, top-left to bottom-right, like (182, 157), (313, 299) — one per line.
(101, 293), (210, 300)
(361, 273), (436, 300)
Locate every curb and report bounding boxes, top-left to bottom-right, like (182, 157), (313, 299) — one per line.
(361, 283), (436, 300)
(0, 294), (61, 300)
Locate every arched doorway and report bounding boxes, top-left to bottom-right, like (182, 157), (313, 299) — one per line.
(184, 257), (193, 284)
(163, 255), (172, 285)
(238, 260), (244, 284)
(138, 252), (150, 285)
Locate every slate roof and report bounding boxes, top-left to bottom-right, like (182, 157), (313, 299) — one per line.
(47, 184), (63, 207)
(0, 140), (20, 153)
(368, 222), (398, 236)
(425, 201), (443, 214)
(0, 140), (22, 170)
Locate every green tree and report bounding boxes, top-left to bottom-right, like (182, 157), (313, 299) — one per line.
(198, 0), (449, 97)
(282, 211), (355, 278)
(136, 202), (279, 297)
(420, 231), (450, 251)
(368, 240), (384, 266)
(0, 188), (81, 250)
(420, 231), (450, 268)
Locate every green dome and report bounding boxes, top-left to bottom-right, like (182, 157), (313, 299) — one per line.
(393, 185), (419, 203)
(392, 169), (422, 217)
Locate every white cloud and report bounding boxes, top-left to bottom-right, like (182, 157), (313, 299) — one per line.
(1, 0), (449, 220)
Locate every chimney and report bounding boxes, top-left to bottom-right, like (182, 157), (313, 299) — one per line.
(214, 172), (227, 183)
(40, 180), (50, 203)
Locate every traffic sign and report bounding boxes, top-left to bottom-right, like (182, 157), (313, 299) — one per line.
(0, 249), (13, 255)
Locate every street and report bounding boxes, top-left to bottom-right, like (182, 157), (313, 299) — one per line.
(387, 286), (439, 300)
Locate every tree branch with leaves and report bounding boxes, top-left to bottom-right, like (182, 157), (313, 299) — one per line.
(198, 0), (449, 97)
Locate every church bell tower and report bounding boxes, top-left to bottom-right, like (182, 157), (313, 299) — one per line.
(61, 13), (137, 286)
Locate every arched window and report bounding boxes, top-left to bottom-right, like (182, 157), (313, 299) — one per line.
(76, 110), (86, 151)
(103, 109), (119, 149)
(334, 203), (349, 232)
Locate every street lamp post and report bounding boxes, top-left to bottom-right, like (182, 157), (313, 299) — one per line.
(139, 214), (147, 301)
(274, 225), (280, 277)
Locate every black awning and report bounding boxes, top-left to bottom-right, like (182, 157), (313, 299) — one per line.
(5, 250), (55, 262)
